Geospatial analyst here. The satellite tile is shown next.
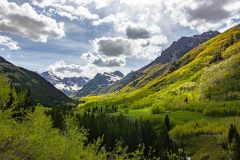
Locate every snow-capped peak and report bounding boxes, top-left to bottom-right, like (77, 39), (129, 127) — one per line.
(40, 71), (90, 96)
(102, 71), (124, 83)
(76, 71), (124, 97)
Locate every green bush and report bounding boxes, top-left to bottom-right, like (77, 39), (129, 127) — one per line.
(151, 105), (166, 114)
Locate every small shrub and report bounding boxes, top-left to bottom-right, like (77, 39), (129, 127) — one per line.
(151, 105), (166, 114)
(124, 108), (129, 114)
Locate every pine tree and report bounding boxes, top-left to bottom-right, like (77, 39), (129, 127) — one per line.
(232, 137), (240, 160)
(227, 124), (240, 160)
(5, 83), (14, 110)
(164, 115), (171, 131)
(228, 124), (237, 144)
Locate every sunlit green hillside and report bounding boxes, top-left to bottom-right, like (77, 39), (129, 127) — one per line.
(80, 24), (240, 116)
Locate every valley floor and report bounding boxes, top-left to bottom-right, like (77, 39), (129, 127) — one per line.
(96, 107), (239, 160)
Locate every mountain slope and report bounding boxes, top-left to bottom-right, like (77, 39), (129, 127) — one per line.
(81, 24), (240, 115)
(76, 71), (124, 97)
(100, 31), (219, 94)
(0, 57), (73, 108)
(41, 71), (89, 96)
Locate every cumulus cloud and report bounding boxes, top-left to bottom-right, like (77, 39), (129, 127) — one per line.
(51, 4), (99, 20)
(91, 0), (240, 34)
(185, 0), (230, 23)
(82, 34), (167, 68)
(93, 14), (116, 25)
(48, 60), (111, 78)
(48, 60), (83, 77)
(126, 26), (150, 39)
(93, 57), (125, 67)
(31, 0), (240, 38)
(164, 0), (240, 32)
(90, 0), (169, 66)
(0, 0), (65, 42)
(32, 0), (99, 20)
(81, 52), (126, 67)
(94, 37), (131, 57)
(0, 35), (20, 50)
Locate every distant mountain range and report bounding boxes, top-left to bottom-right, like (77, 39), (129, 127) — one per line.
(40, 71), (124, 97)
(38, 31), (220, 98)
(40, 71), (90, 96)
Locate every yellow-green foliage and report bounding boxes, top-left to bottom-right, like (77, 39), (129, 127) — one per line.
(168, 117), (240, 159)
(199, 53), (240, 100)
(169, 117), (240, 140)
(0, 107), (106, 160)
(0, 106), (148, 160)
(183, 135), (230, 160)
(79, 25), (240, 116)
(0, 75), (11, 107)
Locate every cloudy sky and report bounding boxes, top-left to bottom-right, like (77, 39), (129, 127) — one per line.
(0, 0), (239, 78)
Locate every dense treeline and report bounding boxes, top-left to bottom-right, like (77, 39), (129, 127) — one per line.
(0, 105), (187, 160)
(74, 111), (181, 159)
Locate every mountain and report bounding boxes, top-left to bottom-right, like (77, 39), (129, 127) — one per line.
(41, 71), (89, 96)
(40, 71), (62, 85)
(76, 71), (124, 97)
(0, 57), (73, 108)
(151, 30), (220, 64)
(81, 24), (240, 112)
(98, 30), (220, 94)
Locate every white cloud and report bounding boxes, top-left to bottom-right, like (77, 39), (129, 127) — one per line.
(163, 0), (240, 32)
(51, 4), (99, 20)
(0, 35), (20, 50)
(83, 35), (167, 68)
(31, 0), (240, 36)
(48, 60), (112, 78)
(93, 57), (125, 67)
(32, 0), (99, 21)
(48, 60), (83, 77)
(91, 0), (240, 34)
(93, 14), (116, 25)
(33, 0), (114, 9)
(126, 25), (150, 39)
(0, 0), (65, 42)
(92, 37), (132, 57)
(82, 52), (126, 67)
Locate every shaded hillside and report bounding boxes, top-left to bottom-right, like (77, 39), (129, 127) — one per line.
(0, 57), (73, 107)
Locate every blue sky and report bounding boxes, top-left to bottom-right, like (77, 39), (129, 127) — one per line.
(0, 0), (239, 78)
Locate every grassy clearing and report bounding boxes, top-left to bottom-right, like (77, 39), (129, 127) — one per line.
(110, 108), (215, 124)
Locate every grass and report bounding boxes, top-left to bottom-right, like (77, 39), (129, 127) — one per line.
(110, 108), (215, 124)
(182, 135), (230, 160)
